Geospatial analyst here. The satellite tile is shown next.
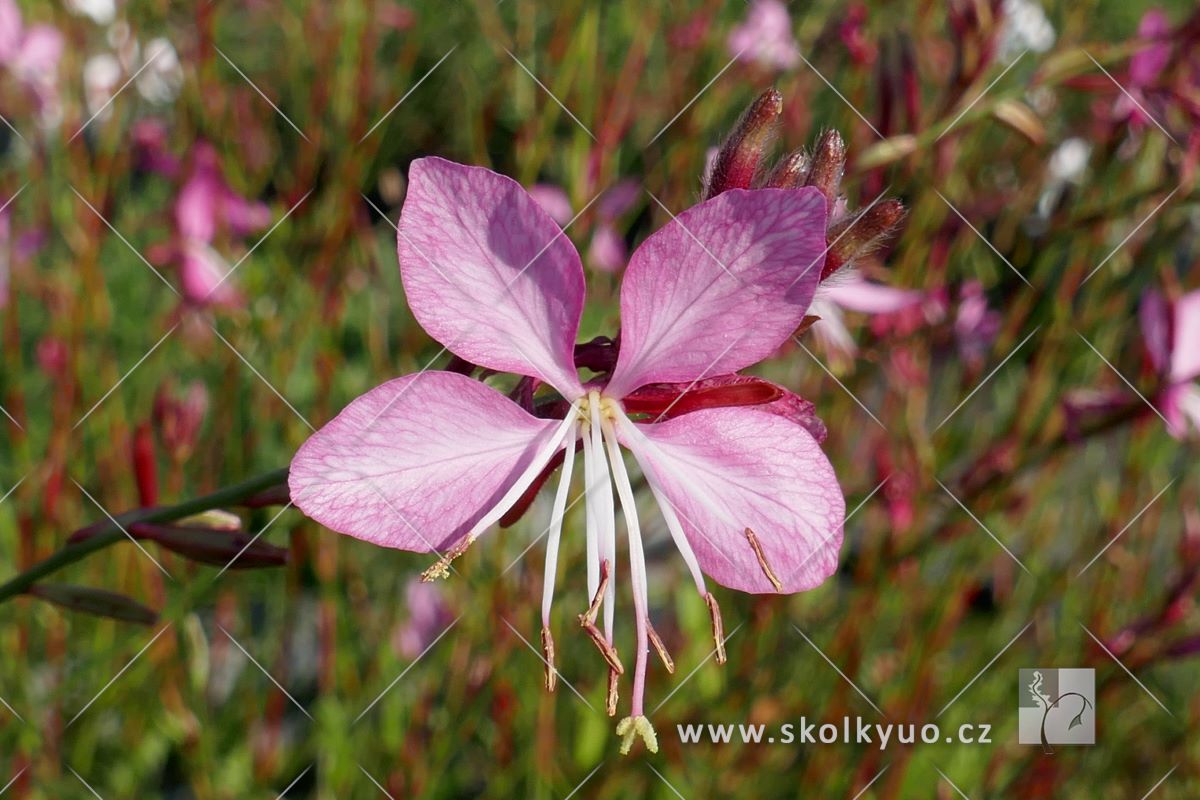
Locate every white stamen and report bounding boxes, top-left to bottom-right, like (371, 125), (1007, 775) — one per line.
(541, 420), (577, 625)
(580, 416), (600, 603)
(588, 391), (617, 642)
(464, 406), (580, 540)
(602, 417), (651, 715)
(611, 408), (709, 596)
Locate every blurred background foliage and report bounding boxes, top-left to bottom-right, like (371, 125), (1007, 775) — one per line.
(2, 0), (1200, 797)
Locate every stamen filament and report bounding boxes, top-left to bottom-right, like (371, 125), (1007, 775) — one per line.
(611, 409), (708, 597)
(542, 421), (578, 625)
(581, 559), (611, 626)
(588, 392), (617, 644)
(601, 417), (651, 716)
(422, 405), (579, 581)
(745, 527), (783, 591)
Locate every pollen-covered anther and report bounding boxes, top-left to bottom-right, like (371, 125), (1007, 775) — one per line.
(582, 620), (625, 675)
(648, 623), (675, 673)
(616, 715), (659, 755)
(606, 668), (620, 717)
(541, 625), (557, 692)
(580, 559), (611, 626)
(744, 527), (783, 592)
(705, 592), (727, 664)
(419, 535), (475, 582)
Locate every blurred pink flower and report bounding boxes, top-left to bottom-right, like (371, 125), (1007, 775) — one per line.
(154, 380), (210, 459)
(527, 184), (573, 226)
(393, 579), (453, 659)
(132, 119), (181, 177)
(0, 0), (64, 121)
(954, 280), (1001, 365)
(179, 241), (244, 308)
(729, 0), (800, 71)
(1115, 9), (1172, 130)
(529, 179), (641, 272)
(35, 336), (69, 377)
(170, 142), (270, 310)
(808, 274), (924, 361)
(290, 157), (845, 752)
(1140, 287), (1200, 438)
(176, 143), (272, 243)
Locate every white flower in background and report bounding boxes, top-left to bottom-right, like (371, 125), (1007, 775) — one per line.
(1037, 137), (1091, 218)
(83, 53), (120, 118)
(999, 0), (1055, 58)
(136, 38), (182, 104)
(1048, 137), (1090, 183)
(67, 0), (116, 25)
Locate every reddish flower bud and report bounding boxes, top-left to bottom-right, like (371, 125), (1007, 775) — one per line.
(132, 423), (159, 507)
(704, 89), (783, 199)
(762, 149), (810, 189)
(129, 521), (288, 569)
(822, 198), (906, 279)
(804, 129), (847, 212)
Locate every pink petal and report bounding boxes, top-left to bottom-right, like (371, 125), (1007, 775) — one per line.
(1161, 383), (1200, 440)
(175, 173), (219, 243)
(1169, 289), (1200, 384)
(607, 187), (827, 397)
(1139, 288), (1170, 375)
(0, 0), (22, 63)
(526, 183), (573, 226)
(587, 224), (627, 273)
(179, 241), (242, 308)
(822, 277), (923, 314)
(219, 189), (271, 235)
(289, 371), (560, 552)
(398, 158), (586, 397)
(15, 25), (63, 76)
(1131, 10), (1171, 87)
(619, 406), (844, 593)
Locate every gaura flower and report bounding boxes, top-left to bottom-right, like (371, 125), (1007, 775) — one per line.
(289, 156), (846, 754)
(1140, 287), (1200, 438)
(728, 0), (800, 72)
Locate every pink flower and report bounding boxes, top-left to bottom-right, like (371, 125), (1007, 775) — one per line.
(175, 143), (271, 243)
(0, 0), (64, 122)
(1140, 287), (1200, 438)
(172, 142), (270, 310)
(728, 0), (800, 71)
(393, 579), (453, 659)
(1115, 10), (1173, 130)
(808, 274), (924, 361)
(530, 179), (642, 273)
(954, 280), (1001, 365)
(289, 157), (845, 752)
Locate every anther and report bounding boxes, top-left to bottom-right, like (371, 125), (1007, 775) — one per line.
(541, 625), (557, 692)
(606, 668), (620, 716)
(705, 592), (727, 664)
(420, 535), (475, 582)
(647, 623), (675, 674)
(744, 528), (783, 592)
(582, 621), (625, 675)
(581, 559), (611, 625)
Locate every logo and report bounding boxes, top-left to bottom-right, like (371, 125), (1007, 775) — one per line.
(1018, 668), (1095, 751)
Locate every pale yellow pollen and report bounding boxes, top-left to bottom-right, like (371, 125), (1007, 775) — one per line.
(616, 715), (659, 755)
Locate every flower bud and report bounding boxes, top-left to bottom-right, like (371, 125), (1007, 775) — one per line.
(129, 521), (288, 569)
(804, 129), (847, 212)
(703, 89), (783, 199)
(762, 149), (810, 189)
(28, 583), (158, 625)
(823, 198), (905, 279)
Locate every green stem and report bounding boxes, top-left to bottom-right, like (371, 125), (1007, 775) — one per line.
(0, 467), (289, 604)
